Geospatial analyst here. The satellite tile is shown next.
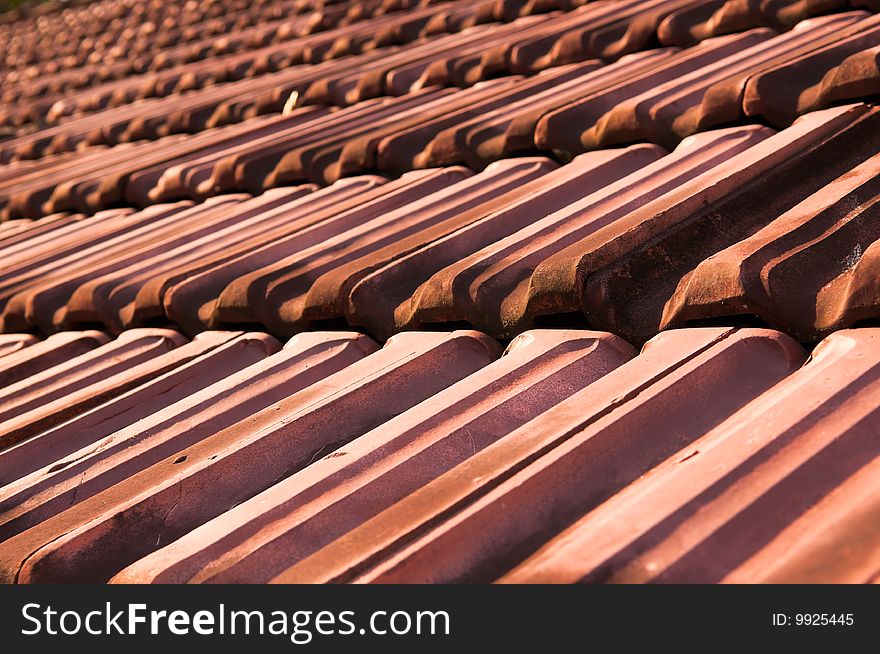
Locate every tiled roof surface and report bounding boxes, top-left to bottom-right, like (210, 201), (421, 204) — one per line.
(1, 0), (879, 584)
(0, 326), (877, 584)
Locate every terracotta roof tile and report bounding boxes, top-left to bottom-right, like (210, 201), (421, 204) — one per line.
(502, 329), (880, 583)
(0, 325), (877, 583)
(503, 0), (695, 71)
(742, 14), (880, 125)
(0, 332), (377, 552)
(114, 329), (634, 583)
(354, 144), (663, 338)
(215, 158), (551, 335)
(657, 0), (869, 46)
(662, 149), (880, 339)
(417, 53), (675, 168)
(1, 0), (880, 585)
(269, 327), (805, 583)
(0, 328), (186, 449)
(586, 103), (878, 343)
(0, 333), (37, 358)
(0, 330), (496, 583)
(535, 16), (870, 154)
(0, 330), (109, 387)
(0, 331), (280, 486)
(405, 124), (771, 338)
(162, 170), (466, 335)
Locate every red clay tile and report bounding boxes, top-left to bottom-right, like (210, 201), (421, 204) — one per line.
(306, 85), (517, 183)
(742, 14), (880, 126)
(0, 213), (79, 249)
(269, 327), (805, 583)
(0, 205), (176, 325)
(657, 0), (859, 46)
(658, 0), (759, 46)
(0, 331), (381, 550)
(493, 0), (588, 21)
(817, 237), (880, 333)
(502, 329), (880, 583)
(423, 53), (676, 168)
(504, 0), (694, 72)
(662, 149), (880, 340)
(374, 63), (604, 172)
(585, 103), (877, 343)
(162, 170), (464, 335)
(0, 333), (37, 359)
(112, 329), (635, 583)
(0, 330), (109, 388)
(537, 36), (761, 156)
(139, 108), (330, 203)
(1, 0), (880, 588)
(213, 158), (550, 335)
(0, 328), (186, 449)
(1, 198), (240, 332)
(0, 330), (497, 583)
(62, 187), (321, 332)
(537, 26), (830, 154)
(389, 16), (550, 93)
(3, 1), (460, 136)
(350, 145), (664, 338)
(0, 331), (280, 486)
(201, 103), (391, 195)
(403, 124), (770, 338)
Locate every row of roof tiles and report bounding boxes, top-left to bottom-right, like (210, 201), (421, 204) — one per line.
(0, 0), (499, 134)
(1, 13), (877, 223)
(0, 0), (349, 72)
(0, 325), (876, 583)
(5, 0), (880, 136)
(0, 103), (876, 343)
(1, 0), (457, 131)
(4, 0), (875, 84)
(3, 4), (315, 107)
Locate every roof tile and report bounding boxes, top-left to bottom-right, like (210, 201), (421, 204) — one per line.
(113, 329), (634, 583)
(163, 170), (465, 334)
(1, 0), (880, 586)
(0, 331), (280, 486)
(0, 330), (109, 387)
(0, 330), (496, 583)
(0, 328), (186, 449)
(502, 329), (880, 583)
(270, 327), (805, 582)
(585, 103), (878, 343)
